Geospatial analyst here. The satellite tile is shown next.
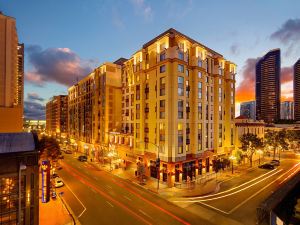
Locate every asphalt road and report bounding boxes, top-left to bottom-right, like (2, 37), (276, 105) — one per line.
(172, 158), (300, 225)
(55, 153), (212, 225)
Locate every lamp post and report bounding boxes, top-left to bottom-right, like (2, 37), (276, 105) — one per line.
(229, 155), (236, 174)
(18, 163), (26, 225)
(256, 149), (263, 165)
(140, 141), (160, 191)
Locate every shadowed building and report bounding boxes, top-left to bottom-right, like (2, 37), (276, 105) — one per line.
(280, 101), (294, 120)
(240, 101), (256, 120)
(0, 132), (39, 225)
(256, 49), (281, 123)
(294, 59), (300, 121)
(0, 12), (23, 132)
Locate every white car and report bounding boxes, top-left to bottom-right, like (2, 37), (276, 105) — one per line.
(54, 178), (64, 188)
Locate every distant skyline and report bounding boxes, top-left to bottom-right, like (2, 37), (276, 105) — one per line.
(1, 0), (300, 119)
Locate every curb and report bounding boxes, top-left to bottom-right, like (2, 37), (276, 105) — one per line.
(59, 194), (82, 225)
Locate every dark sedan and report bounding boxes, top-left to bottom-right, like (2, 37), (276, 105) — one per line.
(259, 163), (275, 170)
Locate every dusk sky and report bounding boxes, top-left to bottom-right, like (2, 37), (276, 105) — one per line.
(1, 0), (300, 119)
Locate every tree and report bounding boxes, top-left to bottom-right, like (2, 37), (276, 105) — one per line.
(240, 133), (264, 167)
(264, 130), (278, 159)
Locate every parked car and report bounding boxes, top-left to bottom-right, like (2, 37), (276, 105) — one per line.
(270, 159), (280, 166)
(258, 163), (274, 170)
(65, 150), (72, 154)
(78, 155), (87, 162)
(54, 178), (64, 188)
(51, 191), (57, 199)
(51, 173), (59, 179)
(56, 165), (63, 170)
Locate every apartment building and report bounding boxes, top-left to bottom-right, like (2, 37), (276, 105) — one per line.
(256, 49), (281, 123)
(111, 28), (236, 187)
(68, 62), (122, 157)
(45, 95), (68, 138)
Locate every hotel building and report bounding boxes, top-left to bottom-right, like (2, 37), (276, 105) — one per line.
(0, 12), (23, 132)
(294, 59), (300, 121)
(45, 95), (68, 138)
(111, 28), (236, 186)
(68, 62), (122, 157)
(256, 49), (281, 123)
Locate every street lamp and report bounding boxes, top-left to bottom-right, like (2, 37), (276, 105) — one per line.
(18, 163), (26, 225)
(229, 155), (236, 174)
(140, 141), (160, 191)
(256, 149), (263, 165)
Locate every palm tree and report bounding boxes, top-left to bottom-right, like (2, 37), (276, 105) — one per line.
(240, 133), (264, 167)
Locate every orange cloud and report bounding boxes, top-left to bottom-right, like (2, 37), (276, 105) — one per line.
(236, 58), (258, 103)
(236, 58), (294, 104)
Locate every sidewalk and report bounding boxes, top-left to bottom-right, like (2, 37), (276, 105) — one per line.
(88, 159), (264, 198)
(39, 194), (73, 225)
(39, 168), (77, 225)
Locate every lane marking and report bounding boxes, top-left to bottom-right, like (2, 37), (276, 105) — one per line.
(196, 201), (229, 215)
(64, 181), (87, 218)
(139, 209), (152, 219)
(229, 164), (300, 214)
(89, 186), (97, 194)
(184, 168), (279, 200)
(174, 169), (283, 202)
(63, 163), (152, 225)
(124, 195), (132, 201)
(106, 201), (114, 208)
(194, 163), (300, 215)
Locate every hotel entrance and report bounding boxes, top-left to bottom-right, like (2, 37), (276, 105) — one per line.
(182, 161), (195, 181)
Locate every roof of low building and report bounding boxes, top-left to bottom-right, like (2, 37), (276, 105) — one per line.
(235, 115), (248, 119)
(0, 132), (36, 154)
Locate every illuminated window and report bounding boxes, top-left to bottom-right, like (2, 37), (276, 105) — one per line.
(160, 65), (166, 73)
(178, 64), (184, 73)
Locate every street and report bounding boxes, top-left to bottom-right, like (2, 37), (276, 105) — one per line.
(56, 153), (211, 225)
(171, 159), (300, 225)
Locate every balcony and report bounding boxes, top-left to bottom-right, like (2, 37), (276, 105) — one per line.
(144, 137), (149, 143)
(186, 107), (190, 113)
(144, 127), (149, 133)
(145, 107), (149, 113)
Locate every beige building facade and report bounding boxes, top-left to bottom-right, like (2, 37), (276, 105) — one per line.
(46, 95), (68, 138)
(68, 62), (122, 158)
(0, 12), (23, 132)
(110, 29), (236, 186)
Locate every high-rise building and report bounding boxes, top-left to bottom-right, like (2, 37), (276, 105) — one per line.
(294, 59), (300, 121)
(280, 101), (294, 120)
(17, 43), (24, 107)
(111, 28), (236, 187)
(240, 101), (256, 120)
(0, 12), (23, 132)
(68, 62), (122, 155)
(256, 49), (281, 123)
(46, 95), (68, 139)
